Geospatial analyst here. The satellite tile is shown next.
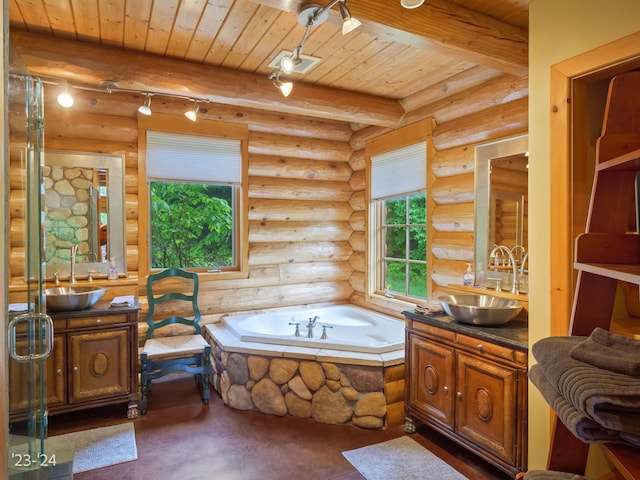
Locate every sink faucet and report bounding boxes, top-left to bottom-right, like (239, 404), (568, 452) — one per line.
(70, 244), (79, 284)
(489, 245), (519, 294)
(306, 315), (320, 338)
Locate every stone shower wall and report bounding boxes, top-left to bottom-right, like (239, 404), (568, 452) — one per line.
(210, 341), (398, 429)
(43, 164), (94, 264)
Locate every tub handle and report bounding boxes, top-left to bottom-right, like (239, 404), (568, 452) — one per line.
(288, 322), (301, 337)
(320, 324), (333, 340)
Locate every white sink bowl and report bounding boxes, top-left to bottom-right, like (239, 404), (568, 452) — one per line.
(44, 286), (106, 311)
(437, 294), (523, 326)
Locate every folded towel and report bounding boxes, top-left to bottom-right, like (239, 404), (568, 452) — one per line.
(9, 303), (30, 312)
(524, 470), (591, 480)
(532, 336), (640, 436)
(110, 295), (135, 307)
(415, 300), (444, 315)
(570, 327), (640, 377)
(529, 364), (640, 448)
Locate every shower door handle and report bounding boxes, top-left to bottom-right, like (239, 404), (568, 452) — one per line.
(8, 312), (54, 362)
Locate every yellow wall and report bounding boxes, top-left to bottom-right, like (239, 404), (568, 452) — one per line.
(528, 0), (640, 471)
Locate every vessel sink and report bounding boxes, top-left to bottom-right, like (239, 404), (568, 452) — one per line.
(437, 294), (523, 326)
(44, 286), (106, 311)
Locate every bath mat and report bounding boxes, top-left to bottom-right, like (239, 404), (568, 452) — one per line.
(48, 422), (137, 473)
(342, 435), (468, 480)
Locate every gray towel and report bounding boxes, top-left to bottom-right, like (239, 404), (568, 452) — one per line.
(524, 470), (591, 480)
(570, 328), (640, 377)
(532, 336), (640, 436)
(529, 364), (640, 447)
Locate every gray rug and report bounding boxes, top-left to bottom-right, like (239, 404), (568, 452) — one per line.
(343, 436), (468, 480)
(48, 422), (137, 473)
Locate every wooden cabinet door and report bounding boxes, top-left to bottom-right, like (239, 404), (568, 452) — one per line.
(407, 333), (455, 429)
(9, 335), (66, 412)
(68, 328), (130, 403)
(455, 351), (518, 465)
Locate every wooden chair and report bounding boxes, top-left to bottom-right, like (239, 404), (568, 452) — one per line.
(140, 267), (211, 415)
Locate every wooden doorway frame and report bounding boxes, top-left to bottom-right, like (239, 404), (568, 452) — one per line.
(549, 32), (640, 337)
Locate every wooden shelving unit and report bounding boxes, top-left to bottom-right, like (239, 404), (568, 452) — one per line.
(546, 72), (640, 479)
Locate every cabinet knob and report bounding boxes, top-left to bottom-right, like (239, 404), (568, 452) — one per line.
(477, 344), (484, 352)
(443, 386), (449, 393)
(56, 368), (62, 375)
(456, 392), (462, 399)
(96, 319), (101, 324)
(73, 366), (78, 371)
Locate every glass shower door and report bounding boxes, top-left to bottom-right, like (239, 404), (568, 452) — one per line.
(6, 73), (57, 477)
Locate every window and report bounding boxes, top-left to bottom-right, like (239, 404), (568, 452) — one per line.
(368, 134), (428, 301)
(139, 114), (248, 276)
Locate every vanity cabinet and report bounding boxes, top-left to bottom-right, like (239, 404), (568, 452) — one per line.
(403, 311), (528, 477)
(9, 303), (140, 421)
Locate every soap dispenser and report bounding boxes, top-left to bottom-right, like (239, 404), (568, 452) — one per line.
(463, 263), (474, 287)
(108, 257), (119, 280)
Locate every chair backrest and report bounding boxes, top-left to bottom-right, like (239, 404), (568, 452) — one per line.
(145, 267), (201, 339)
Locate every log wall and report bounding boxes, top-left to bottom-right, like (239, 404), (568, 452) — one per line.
(8, 74), (528, 327)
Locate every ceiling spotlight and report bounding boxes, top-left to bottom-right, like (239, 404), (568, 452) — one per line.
(185, 101), (200, 122)
(339, 1), (361, 35)
(270, 72), (293, 97)
(401, 0), (425, 8)
(280, 47), (302, 75)
(138, 93), (152, 115)
(57, 85), (74, 108)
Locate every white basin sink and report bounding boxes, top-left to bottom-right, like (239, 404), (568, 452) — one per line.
(44, 286), (106, 311)
(437, 294), (523, 326)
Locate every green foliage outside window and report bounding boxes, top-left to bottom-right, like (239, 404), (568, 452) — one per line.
(383, 193), (427, 299)
(150, 182), (234, 269)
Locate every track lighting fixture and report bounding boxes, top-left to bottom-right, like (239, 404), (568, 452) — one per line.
(138, 93), (152, 115)
(57, 85), (74, 108)
(401, 0), (425, 8)
(339, 1), (361, 35)
(185, 101), (200, 122)
(269, 71), (293, 97)
(267, 0), (360, 97)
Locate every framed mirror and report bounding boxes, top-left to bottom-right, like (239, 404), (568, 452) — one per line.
(43, 151), (126, 279)
(474, 135), (528, 292)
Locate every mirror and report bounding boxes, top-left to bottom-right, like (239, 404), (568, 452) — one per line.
(43, 151), (126, 279)
(474, 135), (528, 292)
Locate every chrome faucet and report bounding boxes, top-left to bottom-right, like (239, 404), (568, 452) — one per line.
(70, 244), (79, 284)
(520, 251), (529, 276)
(306, 315), (320, 338)
(489, 245), (519, 294)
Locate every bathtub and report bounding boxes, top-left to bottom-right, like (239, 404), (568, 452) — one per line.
(222, 304), (405, 354)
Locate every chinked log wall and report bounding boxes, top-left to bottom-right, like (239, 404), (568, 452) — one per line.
(8, 78), (527, 327)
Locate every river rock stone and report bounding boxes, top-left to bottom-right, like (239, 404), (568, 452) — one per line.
(227, 353), (249, 384)
(248, 355), (270, 380)
(354, 392), (386, 417)
(288, 375), (312, 400)
(326, 379), (341, 392)
(342, 365), (384, 392)
(311, 385), (352, 424)
(322, 362), (341, 381)
(219, 370), (231, 404)
(227, 384), (253, 410)
(341, 386), (360, 402)
(352, 415), (384, 429)
(269, 358), (299, 384)
(299, 361), (325, 391)
(285, 391), (311, 418)
(251, 378), (287, 416)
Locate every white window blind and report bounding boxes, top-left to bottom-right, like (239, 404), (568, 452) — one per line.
(146, 130), (241, 184)
(370, 141), (426, 201)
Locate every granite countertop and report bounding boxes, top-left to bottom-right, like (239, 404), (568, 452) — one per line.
(402, 309), (528, 352)
(9, 299), (141, 319)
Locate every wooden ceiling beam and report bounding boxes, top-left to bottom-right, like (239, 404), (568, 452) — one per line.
(10, 30), (405, 128)
(250, 0), (528, 76)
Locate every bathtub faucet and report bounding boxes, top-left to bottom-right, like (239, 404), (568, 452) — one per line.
(306, 315), (320, 338)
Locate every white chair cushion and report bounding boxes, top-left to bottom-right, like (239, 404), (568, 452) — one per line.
(142, 334), (209, 360)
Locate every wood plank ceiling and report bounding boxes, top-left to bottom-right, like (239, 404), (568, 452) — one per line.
(8, 0), (529, 128)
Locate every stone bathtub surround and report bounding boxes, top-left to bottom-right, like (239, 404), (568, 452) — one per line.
(205, 322), (406, 430)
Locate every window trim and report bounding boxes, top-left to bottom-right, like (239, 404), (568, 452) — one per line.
(138, 113), (249, 281)
(365, 119), (432, 304)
